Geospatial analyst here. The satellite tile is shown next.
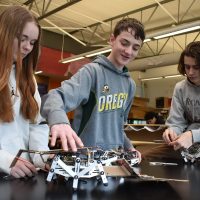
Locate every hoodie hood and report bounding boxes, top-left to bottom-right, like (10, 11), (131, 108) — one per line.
(93, 55), (130, 77)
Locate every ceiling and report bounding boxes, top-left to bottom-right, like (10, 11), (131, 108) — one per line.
(0, 0), (200, 71)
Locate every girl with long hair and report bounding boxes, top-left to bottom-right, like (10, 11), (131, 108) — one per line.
(0, 6), (49, 178)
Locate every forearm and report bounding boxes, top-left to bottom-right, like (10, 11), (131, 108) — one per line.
(123, 132), (133, 150)
(41, 89), (71, 126)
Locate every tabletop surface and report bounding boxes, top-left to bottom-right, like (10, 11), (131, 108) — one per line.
(0, 159), (199, 200)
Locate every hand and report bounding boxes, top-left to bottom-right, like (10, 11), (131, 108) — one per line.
(129, 148), (142, 163)
(169, 131), (193, 150)
(44, 154), (55, 171)
(163, 128), (178, 144)
(10, 158), (37, 178)
(50, 124), (84, 151)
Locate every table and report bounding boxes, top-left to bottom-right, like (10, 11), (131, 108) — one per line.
(0, 159), (199, 200)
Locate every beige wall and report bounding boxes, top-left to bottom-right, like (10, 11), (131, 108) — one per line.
(130, 65), (185, 107)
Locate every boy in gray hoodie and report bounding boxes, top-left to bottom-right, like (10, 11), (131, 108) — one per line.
(163, 41), (200, 150)
(41, 18), (145, 161)
(143, 41), (200, 159)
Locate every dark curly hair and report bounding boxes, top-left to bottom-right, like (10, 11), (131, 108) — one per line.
(178, 41), (200, 75)
(113, 18), (145, 42)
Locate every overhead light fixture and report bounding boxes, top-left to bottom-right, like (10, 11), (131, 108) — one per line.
(61, 56), (85, 64)
(141, 76), (163, 81)
(60, 46), (111, 64)
(143, 38), (151, 42)
(85, 48), (111, 58)
(141, 74), (183, 81)
(154, 25), (200, 40)
(35, 70), (43, 74)
(165, 74), (182, 78)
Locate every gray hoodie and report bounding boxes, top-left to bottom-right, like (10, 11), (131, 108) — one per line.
(166, 79), (200, 143)
(41, 55), (135, 150)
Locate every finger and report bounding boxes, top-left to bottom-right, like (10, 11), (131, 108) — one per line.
(13, 172), (21, 178)
(164, 133), (173, 144)
(73, 133), (84, 147)
(10, 170), (21, 178)
(19, 161), (37, 176)
(163, 131), (169, 143)
(67, 135), (77, 152)
(59, 133), (69, 151)
(169, 141), (180, 151)
(50, 131), (57, 147)
(64, 129), (82, 152)
(24, 163), (38, 175)
(61, 140), (68, 151)
(168, 134), (174, 142)
(170, 133), (177, 141)
(163, 134), (169, 143)
(15, 168), (26, 178)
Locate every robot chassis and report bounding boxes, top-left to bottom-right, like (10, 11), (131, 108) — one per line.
(46, 147), (139, 190)
(181, 142), (200, 163)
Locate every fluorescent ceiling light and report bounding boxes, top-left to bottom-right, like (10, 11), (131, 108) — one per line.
(86, 48), (111, 57)
(154, 26), (200, 39)
(141, 77), (163, 81)
(141, 74), (183, 81)
(144, 38), (151, 42)
(35, 70), (43, 74)
(60, 46), (111, 64)
(61, 56), (85, 64)
(165, 74), (182, 78)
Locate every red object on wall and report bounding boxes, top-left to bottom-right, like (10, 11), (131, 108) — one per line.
(37, 46), (91, 77)
(37, 46), (71, 76)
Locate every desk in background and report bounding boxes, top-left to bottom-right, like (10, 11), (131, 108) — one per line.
(125, 124), (167, 154)
(124, 124), (167, 141)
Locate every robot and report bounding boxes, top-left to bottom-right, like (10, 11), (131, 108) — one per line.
(181, 142), (200, 163)
(46, 147), (139, 190)
(11, 147), (140, 190)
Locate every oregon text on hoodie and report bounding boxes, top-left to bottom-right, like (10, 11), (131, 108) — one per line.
(166, 79), (200, 143)
(41, 55), (136, 150)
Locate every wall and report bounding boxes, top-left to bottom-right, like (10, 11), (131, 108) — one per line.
(131, 71), (145, 97)
(144, 77), (184, 107)
(130, 65), (185, 107)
